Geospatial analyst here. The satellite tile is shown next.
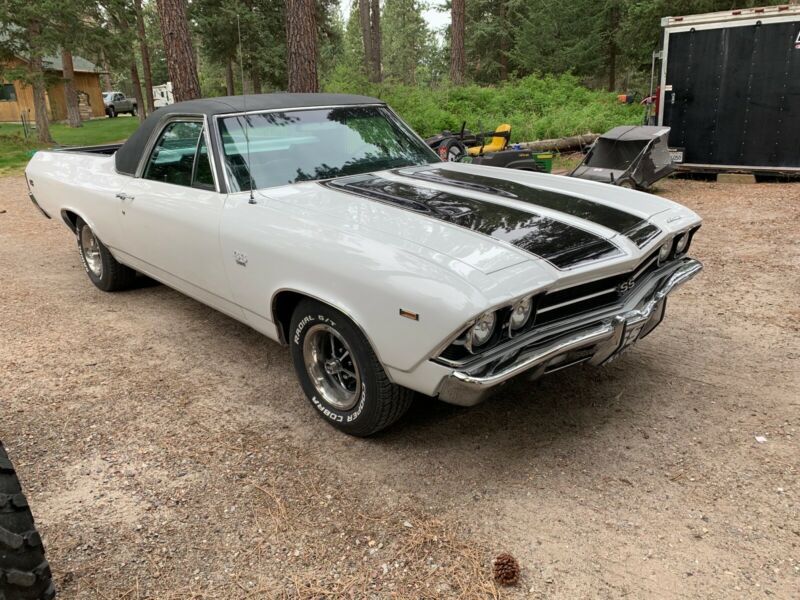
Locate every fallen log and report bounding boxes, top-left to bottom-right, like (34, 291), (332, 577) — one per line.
(518, 133), (599, 153)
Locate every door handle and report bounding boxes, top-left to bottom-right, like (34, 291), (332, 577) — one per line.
(115, 193), (134, 201)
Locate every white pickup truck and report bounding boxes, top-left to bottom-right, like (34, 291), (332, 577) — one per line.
(25, 93), (702, 435)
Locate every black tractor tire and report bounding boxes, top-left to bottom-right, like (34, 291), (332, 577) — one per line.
(289, 300), (414, 436)
(75, 218), (137, 292)
(445, 139), (467, 162)
(0, 442), (55, 600)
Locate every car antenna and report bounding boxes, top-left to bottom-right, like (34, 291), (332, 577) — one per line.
(237, 14), (256, 204)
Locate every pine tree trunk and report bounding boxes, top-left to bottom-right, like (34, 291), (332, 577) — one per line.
(27, 22), (53, 144)
(101, 49), (113, 92)
(358, 0), (374, 80)
(369, 0), (381, 83)
(499, 2), (509, 80)
(286, 0), (318, 93)
(61, 50), (82, 128)
(251, 69), (262, 94)
(450, 0), (465, 85)
(225, 57), (235, 95)
(607, 4), (619, 92)
(155, 0), (202, 101)
(135, 0), (154, 114)
(130, 62), (145, 123)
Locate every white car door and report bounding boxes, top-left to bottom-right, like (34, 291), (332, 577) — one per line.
(116, 118), (242, 319)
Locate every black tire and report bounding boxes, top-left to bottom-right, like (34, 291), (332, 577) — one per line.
(75, 218), (137, 292)
(618, 179), (638, 190)
(444, 139), (466, 162)
(289, 300), (414, 436)
(131, 105), (137, 117)
(0, 442), (55, 600)
(108, 106), (116, 118)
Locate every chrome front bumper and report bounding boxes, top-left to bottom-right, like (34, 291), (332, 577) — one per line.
(436, 258), (703, 407)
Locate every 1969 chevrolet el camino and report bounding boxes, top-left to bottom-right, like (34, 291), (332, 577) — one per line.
(25, 93), (703, 436)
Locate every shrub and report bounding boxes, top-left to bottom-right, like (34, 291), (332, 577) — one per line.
(324, 73), (642, 142)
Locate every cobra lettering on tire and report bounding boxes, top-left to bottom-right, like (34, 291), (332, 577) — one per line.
(289, 300), (413, 436)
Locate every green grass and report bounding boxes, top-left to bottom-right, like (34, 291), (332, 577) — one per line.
(0, 117), (139, 175)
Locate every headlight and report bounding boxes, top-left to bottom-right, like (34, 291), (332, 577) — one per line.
(467, 311), (496, 349)
(658, 240), (672, 263)
(509, 296), (534, 332)
(675, 232), (689, 254)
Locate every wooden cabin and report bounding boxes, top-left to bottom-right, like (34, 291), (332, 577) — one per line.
(0, 54), (106, 123)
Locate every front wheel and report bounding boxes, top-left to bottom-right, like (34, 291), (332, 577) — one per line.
(289, 300), (414, 436)
(75, 218), (136, 292)
(0, 442), (55, 600)
(107, 106), (116, 118)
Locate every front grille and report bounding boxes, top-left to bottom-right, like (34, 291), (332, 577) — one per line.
(534, 249), (661, 326)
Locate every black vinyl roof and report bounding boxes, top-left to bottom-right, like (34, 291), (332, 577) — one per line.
(115, 93), (383, 176)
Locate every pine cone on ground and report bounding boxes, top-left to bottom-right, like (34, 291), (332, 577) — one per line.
(492, 552), (520, 586)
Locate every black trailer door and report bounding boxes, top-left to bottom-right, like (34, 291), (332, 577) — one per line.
(662, 20), (800, 169)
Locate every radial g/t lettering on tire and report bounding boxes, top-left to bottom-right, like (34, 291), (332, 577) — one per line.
(289, 300), (413, 436)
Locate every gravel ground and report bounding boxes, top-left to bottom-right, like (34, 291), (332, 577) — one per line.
(1, 175), (798, 599)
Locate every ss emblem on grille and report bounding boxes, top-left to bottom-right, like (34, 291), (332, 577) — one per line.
(617, 278), (636, 294)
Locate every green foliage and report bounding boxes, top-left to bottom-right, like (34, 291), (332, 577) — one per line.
(381, 0), (429, 84)
(0, 117), (140, 175)
(325, 73), (642, 141)
(192, 0), (288, 93)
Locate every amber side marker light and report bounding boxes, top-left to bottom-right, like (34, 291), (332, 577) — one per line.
(399, 309), (419, 321)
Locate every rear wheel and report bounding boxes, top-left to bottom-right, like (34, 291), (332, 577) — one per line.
(0, 442), (55, 600)
(289, 300), (414, 436)
(444, 139), (466, 162)
(131, 105), (137, 117)
(75, 218), (136, 292)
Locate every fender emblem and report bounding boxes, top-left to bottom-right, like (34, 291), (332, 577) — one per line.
(233, 251), (248, 267)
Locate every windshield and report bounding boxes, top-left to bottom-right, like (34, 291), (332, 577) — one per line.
(103, 92), (113, 101)
(218, 106), (439, 191)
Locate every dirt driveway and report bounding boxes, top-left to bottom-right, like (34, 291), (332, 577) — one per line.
(1, 176), (798, 599)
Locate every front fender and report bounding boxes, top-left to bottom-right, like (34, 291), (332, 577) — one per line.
(220, 194), (502, 372)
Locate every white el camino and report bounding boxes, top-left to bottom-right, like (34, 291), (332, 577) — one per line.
(25, 94), (703, 436)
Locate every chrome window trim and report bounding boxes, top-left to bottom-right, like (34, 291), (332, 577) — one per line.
(134, 113), (220, 193)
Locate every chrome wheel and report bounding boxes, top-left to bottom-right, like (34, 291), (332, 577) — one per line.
(302, 324), (362, 411)
(79, 225), (102, 278)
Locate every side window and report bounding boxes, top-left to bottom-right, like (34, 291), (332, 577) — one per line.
(143, 121), (204, 187)
(192, 134), (215, 190)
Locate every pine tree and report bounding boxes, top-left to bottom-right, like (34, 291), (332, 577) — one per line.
(286, 0), (318, 92)
(155, 0), (201, 101)
(382, 0), (429, 84)
(450, 0), (465, 84)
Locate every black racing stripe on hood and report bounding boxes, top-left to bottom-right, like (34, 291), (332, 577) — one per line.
(323, 175), (623, 270)
(395, 167), (661, 248)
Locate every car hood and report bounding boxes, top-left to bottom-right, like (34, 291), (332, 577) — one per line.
(257, 163), (686, 276)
